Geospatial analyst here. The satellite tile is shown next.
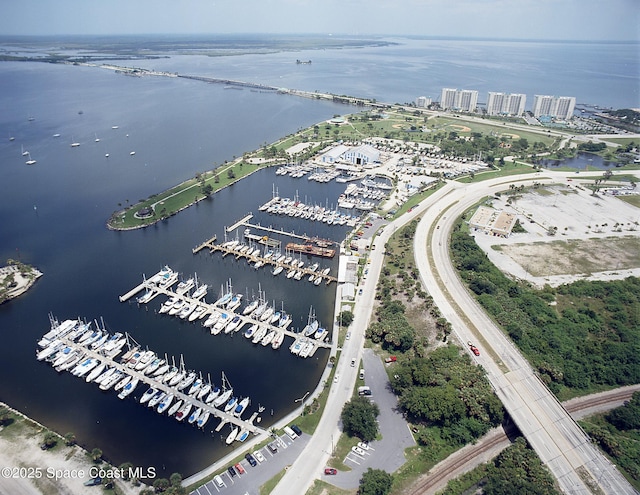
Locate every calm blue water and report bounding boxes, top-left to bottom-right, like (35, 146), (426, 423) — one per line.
(0, 36), (638, 477)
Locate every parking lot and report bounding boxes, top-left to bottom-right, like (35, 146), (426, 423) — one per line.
(189, 430), (308, 495)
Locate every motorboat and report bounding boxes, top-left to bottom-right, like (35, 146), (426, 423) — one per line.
(244, 323), (258, 339)
(168, 299), (186, 316)
(100, 370), (124, 391)
(196, 410), (210, 428)
(233, 397), (250, 417)
(224, 315), (242, 333)
(203, 311), (220, 328)
(139, 387), (157, 405)
(157, 394), (174, 414)
(224, 396), (238, 413)
(114, 374), (132, 391)
(175, 278), (195, 295)
(278, 313), (292, 329)
(85, 362), (107, 383)
(175, 402), (192, 422)
(189, 305), (208, 322)
(242, 299), (259, 316)
(212, 313), (230, 334)
(134, 351), (156, 371)
(191, 283), (208, 300)
(117, 378), (139, 399)
(272, 266), (284, 276)
(271, 331), (285, 350)
(167, 399), (183, 417)
(261, 331), (276, 347)
(205, 386), (221, 404)
(72, 358), (99, 377)
(148, 391), (167, 408)
(314, 326), (327, 340)
(252, 325), (267, 344)
(226, 294), (243, 311)
(187, 407), (202, 424)
(178, 301), (198, 319)
(162, 366), (179, 383)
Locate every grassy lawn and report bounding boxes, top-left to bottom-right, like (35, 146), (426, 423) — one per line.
(455, 161), (537, 184)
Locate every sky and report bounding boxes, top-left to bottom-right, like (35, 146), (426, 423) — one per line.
(0, 0), (638, 41)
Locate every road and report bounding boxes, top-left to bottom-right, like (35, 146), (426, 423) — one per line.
(412, 173), (636, 494)
(270, 168), (638, 495)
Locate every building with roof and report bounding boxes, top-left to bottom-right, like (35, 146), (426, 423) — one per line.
(440, 88), (479, 112)
(532, 95), (576, 120)
(468, 205), (517, 237)
(320, 144), (380, 167)
(487, 92), (527, 116)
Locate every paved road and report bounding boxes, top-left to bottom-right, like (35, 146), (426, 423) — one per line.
(412, 174), (636, 494)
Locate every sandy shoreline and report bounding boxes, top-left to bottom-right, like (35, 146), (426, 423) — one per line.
(0, 402), (142, 495)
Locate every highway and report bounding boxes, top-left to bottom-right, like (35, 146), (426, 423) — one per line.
(413, 173), (636, 495)
(270, 169), (638, 495)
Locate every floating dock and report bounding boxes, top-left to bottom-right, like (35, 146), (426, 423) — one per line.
(38, 318), (267, 440)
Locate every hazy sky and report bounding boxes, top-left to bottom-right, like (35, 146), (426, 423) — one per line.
(1, 0), (638, 41)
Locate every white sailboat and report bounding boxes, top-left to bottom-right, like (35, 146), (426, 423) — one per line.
(25, 152), (37, 165)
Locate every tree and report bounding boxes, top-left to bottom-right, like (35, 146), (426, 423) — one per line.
(42, 432), (58, 450)
(359, 468), (393, 495)
(226, 168), (235, 180)
(90, 447), (102, 463)
(63, 432), (76, 446)
(341, 396), (380, 441)
(0, 408), (11, 426)
(338, 310), (354, 327)
(153, 478), (170, 492)
(169, 472), (183, 487)
(607, 392), (640, 430)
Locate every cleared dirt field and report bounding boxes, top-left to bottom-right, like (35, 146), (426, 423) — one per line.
(474, 183), (640, 287)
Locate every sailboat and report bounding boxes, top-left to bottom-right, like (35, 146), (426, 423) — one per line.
(21, 145), (29, 156)
(94, 133), (100, 143)
(25, 152), (37, 165)
(70, 137), (80, 147)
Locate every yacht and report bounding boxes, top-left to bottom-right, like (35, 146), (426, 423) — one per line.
(224, 315), (242, 333)
(151, 362), (170, 378)
(203, 311), (220, 328)
(242, 299), (259, 316)
(176, 371), (196, 391)
(148, 391), (167, 408)
(100, 370), (124, 391)
(225, 426), (239, 444)
(188, 305), (208, 322)
(117, 377), (138, 399)
(224, 396), (238, 413)
(272, 266), (283, 276)
(191, 284), (209, 299)
(293, 271), (303, 280)
(134, 351), (157, 372)
(212, 312), (230, 334)
(136, 290), (155, 304)
(197, 381), (212, 401)
(114, 375), (132, 391)
(161, 366), (179, 383)
(271, 331), (285, 350)
(233, 397), (250, 417)
(187, 407), (202, 425)
(278, 313), (292, 329)
(205, 386), (221, 404)
(261, 330), (276, 346)
(175, 402), (192, 422)
(314, 326), (328, 340)
(213, 289), (233, 307)
(72, 358), (99, 377)
(157, 394), (174, 414)
(213, 388), (233, 408)
(259, 306), (274, 322)
(168, 299), (186, 316)
(175, 278), (195, 295)
(178, 301), (198, 319)
(244, 323), (258, 339)
(226, 293), (243, 311)
(169, 369), (186, 387)
(56, 351), (85, 372)
(188, 376), (204, 396)
(139, 387), (157, 405)
(85, 362), (107, 383)
(196, 411), (210, 428)
(159, 296), (178, 314)
(144, 358), (165, 376)
(251, 325), (268, 344)
(167, 399), (183, 417)
(286, 269), (296, 279)
(314, 276), (323, 286)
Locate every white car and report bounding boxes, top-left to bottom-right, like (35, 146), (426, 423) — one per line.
(253, 450), (266, 463)
(334, 373), (339, 383)
(357, 442), (369, 450)
(352, 446), (366, 456)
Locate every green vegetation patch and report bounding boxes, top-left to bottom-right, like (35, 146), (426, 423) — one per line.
(451, 219), (640, 400)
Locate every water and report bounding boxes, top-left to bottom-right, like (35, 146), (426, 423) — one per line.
(0, 35), (637, 477)
(539, 152), (620, 170)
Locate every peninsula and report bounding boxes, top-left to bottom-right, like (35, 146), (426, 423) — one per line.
(0, 260), (43, 304)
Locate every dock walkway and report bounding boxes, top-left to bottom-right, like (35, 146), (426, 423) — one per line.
(41, 324), (268, 440)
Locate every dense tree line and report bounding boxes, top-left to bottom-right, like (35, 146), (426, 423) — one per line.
(580, 392), (640, 487)
(450, 220), (640, 397)
(390, 345), (504, 450)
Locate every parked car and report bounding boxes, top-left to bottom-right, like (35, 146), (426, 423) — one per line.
(358, 441), (369, 450)
(227, 466), (236, 477)
(350, 358), (356, 367)
(352, 446), (366, 456)
(291, 424), (303, 436)
(267, 441), (278, 454)
(253, 450), (266, 463)
(245, 453), (257, 467)
(324, 468), (337, 475)
(234, 463), (245, 475)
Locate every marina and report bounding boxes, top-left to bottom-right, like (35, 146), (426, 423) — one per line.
(37, 316), (267, 442)
(119, 267), (332, 358)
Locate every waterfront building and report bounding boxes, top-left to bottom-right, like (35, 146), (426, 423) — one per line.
(486, 92), (526, 116)
(320, 144), (379, 166)
(532, 95), (576, 120)
(440, 88), (478, 112)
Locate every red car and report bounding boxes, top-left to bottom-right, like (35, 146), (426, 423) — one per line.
(324, 468), (337, 475)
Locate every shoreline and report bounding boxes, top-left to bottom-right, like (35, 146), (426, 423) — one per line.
(0, 263), (43, 304)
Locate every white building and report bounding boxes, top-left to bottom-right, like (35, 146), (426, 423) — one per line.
(532, 95), (576, 120)
(487, 92), (526, 116)
(415, 96), (432, 108)
(320, 144), (380, 166)
(440, 88), (478, 112)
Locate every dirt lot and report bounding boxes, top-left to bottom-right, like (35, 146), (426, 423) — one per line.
(473, 183), (640, 287)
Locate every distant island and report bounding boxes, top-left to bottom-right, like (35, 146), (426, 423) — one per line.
(0, 260), (43, 304)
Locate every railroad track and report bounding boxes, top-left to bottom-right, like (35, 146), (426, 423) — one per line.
(404, 385), (640, 495)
